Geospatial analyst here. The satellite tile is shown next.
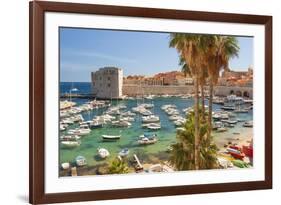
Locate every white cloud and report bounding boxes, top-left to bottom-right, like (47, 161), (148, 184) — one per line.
(63, 49), (137, 64)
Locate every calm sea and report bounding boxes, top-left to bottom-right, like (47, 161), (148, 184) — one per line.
(59, 82), (253, 173)
(60, 82), (92, 95)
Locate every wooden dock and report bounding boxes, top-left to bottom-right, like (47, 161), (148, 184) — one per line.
(71, 167), (77, 176)
(133, 154), (143, 171)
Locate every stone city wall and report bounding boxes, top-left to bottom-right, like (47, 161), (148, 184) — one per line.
(123, 85), (253, 98)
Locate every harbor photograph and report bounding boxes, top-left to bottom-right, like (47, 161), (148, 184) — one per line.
(59, 27), (254, 177)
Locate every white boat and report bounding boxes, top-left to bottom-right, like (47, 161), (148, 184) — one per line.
(118, 148), (129, 157)
(243, 99), (253, 104)
(147, 123), (161, 130)
(161, 104), (176, 110)
(60, 124), (66, 131)
(221, 105), (235, 110)
(220, 113), (229, 119)
(111, 120), (131, 127)
(176, 127), (185, 132)
(138, 134), (158, 145)
(212, 113), (222, 120)
(102, 135), (121, 140)
(174, 119), (185, 127)
(234, 108), (248, 113)
(169, 115), (181, 121)
(61, 162), (70, 170)
(120, 117), (135, 122)
(118, 105), (127, 109)
(162, 94), (170, 98)
(141, 103), (154, 108)
(165, 108), (180, 115)
(67, 128), (91, 136)
(75, 156), (87, 166)
(181, 95), (192, 99)
(71, 88), (79, 92)
(60, 135), (80, 141)
(140, 110), (153, 116)
(61, 141), (80, 148)
(213, 121), (223, 130)
(79, 124), (90, 129)
(88, 121), (103, 128)
(121, 111), (136, 117)
(243, 121), (253, 127)
(138, 137), (157, 145)
(221, 119), (238, 124)
(217, 127), (228, 132)
(98, 148), (110, 159)
(61, 119), (74, 125)
(142, 115), (160, 123)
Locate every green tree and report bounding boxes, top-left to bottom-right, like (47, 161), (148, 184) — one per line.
(108, 157), (129, 174)
(170, 34), (203, 170)
(200, 35), (239, 138)
(179, 57), (208, 121)
(169, 108), (218, 170)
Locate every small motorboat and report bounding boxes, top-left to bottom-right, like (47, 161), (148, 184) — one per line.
(221, 105), (235, 111)
(224, 122), (235, 128)
(75, 156), (87, 166)
(61, 162), (70, 170)
(118, 148), (129, 157)
(234, 109), (248, 113)
(102, 135), (121, 141)
(67, 128), (91, 136)
(217, 127), (228, 132)
(88, 120), (103, 129)
(60, 135), (80, 141)
(61, 141), (80, 148)
(120, 117), (135, 122)
(243, 121), (253, 127)
(221, 119), (238, 124)
(147, 123), (161, 130)
(111, 120), (131, 127)
(226, 147), (245, 160)
(142, 115), (160, 123)
(169, 115), (181, 121)
(212, 121), (223, 130)
(140, 110), (153, 116)
(98, 148), (110, 159)
(138, 135), (158, 145)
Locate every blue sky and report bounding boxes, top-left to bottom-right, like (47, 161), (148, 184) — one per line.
(60, 28), (253, 82)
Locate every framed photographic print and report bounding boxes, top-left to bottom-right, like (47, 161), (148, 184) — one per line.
(29, 1), (272, 204)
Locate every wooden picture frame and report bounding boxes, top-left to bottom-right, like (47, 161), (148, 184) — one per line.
(29, 1), (272, 204)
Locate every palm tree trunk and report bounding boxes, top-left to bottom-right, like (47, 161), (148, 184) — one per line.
(194, 76), (200, 170)
(201, 83), (205, 121)
(208, 79), (213, 139)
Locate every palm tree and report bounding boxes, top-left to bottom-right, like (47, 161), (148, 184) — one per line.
(199, 68), (208, 121)
(179, 57), (208, 121)
(169, 108), (218, 170)
(201, 35), (239, 138)
(170, 34), (204, 170)
(108, 157), (129, 174)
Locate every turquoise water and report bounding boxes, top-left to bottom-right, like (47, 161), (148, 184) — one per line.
(59, 97), (253, 169)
